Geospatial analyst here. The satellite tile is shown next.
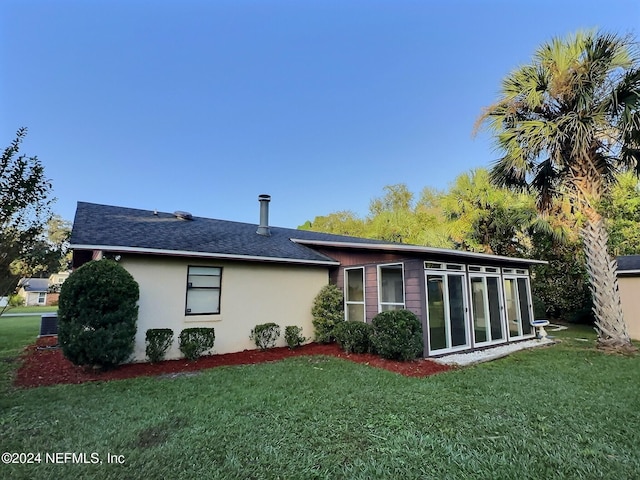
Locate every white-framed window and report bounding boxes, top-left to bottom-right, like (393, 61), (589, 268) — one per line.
(37, 292), (46, 304)
(186, 266), (222, 315)
(424, 262), (465, 271)
(378, 263), (405, 311)
(345, 267), (365, 322)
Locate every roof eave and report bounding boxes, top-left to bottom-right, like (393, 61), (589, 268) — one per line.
(70, 244), (340, 267)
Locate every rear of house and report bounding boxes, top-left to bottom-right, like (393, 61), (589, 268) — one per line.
(69, 197), (544, 362)
(616, 255), (640, 341)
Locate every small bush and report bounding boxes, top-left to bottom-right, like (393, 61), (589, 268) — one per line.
(311, 284), (344, 343)
(284, 326), (306, 349)
(371, 310), (423, 361)
(334, 321), (373, 354)
(179, 328), (215, 360)
(145, 328), (174, 363)
(9, 294), (24, 307)
(250, 323), (281, 350)
(58, 259), (139, 370)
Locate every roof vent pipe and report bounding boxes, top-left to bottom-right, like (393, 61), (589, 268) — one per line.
(256, 194), (271, 236)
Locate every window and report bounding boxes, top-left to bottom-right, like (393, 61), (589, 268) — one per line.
(345, 268), (365, 322)
(186, 266), (222, 315)
(378, 264), (405, 311)
(37, 292), (46, 304)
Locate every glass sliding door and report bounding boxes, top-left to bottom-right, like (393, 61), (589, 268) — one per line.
(503, 271), (534, 339)
(425, 269), (470, 354)
(470, 274), (505, 345)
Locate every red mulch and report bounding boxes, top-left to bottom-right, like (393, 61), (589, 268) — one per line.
(14, 336), (453, 388)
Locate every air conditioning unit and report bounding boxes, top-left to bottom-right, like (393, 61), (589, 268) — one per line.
(39, 313), (58, 337)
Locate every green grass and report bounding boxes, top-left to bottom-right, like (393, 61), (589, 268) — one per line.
(1, 321), (639, 479)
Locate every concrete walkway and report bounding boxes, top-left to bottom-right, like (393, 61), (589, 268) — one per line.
(431, 334), (558, 367)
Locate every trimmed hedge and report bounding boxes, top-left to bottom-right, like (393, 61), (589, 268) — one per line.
(179, 328), (215, 360)
(334, 321), (373, 354)
(371, 310), (423, 361)
(58, 259), (139, 369)
(145, 328), (174, 363)
(250, 323), (281, 350)
(311, 284), (344, 343)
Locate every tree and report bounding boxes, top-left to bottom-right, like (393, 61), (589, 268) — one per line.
(440, 169), (537, 256)
(0, 128), (53, 314)
(9, 215), (71, 279)
(600, 171), (640, 256)
(478, 30), (640, 351)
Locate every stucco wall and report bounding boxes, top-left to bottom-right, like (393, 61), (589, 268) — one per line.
(120, 256), (329, 361)
(618, 276), (640, 341)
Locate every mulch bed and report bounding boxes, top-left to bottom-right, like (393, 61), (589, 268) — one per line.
(14, 336), (453, 388)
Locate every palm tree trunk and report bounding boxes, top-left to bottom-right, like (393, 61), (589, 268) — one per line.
(580, 215), (634, 351)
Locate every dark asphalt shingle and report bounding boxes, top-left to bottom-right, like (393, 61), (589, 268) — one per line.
(70, 202), (384, 264)
(617, 255), (640, 272)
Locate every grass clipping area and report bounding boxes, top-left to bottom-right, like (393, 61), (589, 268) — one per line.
(1, 318), (639, 479)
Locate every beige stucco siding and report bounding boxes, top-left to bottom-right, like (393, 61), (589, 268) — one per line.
(120, 255), (329, 361)
(618, 276), (640, 341)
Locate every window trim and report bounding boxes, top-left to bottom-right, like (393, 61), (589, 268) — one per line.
(185, 266), (222, 316)
(344, 267), (366, 322)
(377, 263), (406, 312)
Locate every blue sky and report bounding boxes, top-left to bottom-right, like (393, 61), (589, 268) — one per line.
(2, 0), (638, 229)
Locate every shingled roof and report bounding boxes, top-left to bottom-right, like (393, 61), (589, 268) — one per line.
(70, 202), (384, 265)
(70, 202), (546, 267)
(617, 255), (640, 273)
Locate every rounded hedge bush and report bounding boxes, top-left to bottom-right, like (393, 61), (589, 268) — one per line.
(311, 284), (344, 343)
(334, 321), (373, 354)
(58, 259), (139, 369)
(371, 310), (423, 361)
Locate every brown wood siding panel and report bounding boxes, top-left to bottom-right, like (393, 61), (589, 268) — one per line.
(365, 265), (379, 323)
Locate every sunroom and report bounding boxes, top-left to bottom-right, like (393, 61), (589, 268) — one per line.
(297, 239), (545, 357)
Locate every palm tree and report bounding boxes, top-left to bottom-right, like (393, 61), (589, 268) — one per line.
(478, 30), (640, 351)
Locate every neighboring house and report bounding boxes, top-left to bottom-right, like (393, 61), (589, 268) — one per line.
(69, 197), (545, 362)
(17, 278), (50, 306)
(616, 255), (640, 341)
(16, 272), (69, 307)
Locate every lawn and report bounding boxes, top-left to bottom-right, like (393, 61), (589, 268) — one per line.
(0, 321), (639, 479)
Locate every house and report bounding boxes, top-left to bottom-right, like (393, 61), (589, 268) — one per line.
(616, 255), (640, 341)
(69, 197), (545, 362)
(16, 272), (70, 307)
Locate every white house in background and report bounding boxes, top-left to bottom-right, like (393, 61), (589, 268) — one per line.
(69, 196), (546, 363)
(17, 278), (50, 306)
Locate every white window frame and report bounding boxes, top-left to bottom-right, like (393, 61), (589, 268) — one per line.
(185, 266), (222, 315)
(377, 263), (406, 312)
(468, 270), (506, 347)
(502, 269), (534, 340)
(344, 267), (366, 322)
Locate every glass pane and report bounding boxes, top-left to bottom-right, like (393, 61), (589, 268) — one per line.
(448, 275), (467, 347)
(188, 275), (221, 288)
(347, 303), (365, 322)
(487, 277), (504, 341)
(189, 267), (221, 276)
(380, 266), (403, 303)
(518, 278), (532, 335)
(381, 304), (403, 312)
(471, 277), (487, 343)
(427, 275), (446, 351)
(504, 279), (520, 337)
(346, 269), (364, 302)
(186, 289), (220, 314)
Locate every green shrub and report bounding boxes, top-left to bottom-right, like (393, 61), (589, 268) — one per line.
(371, 310), (423, 361)
(334, 321), (373, 354)
(145, 328), (174, 363)
(58, 259), (139, 370)
(311, 284), (344, 343)
(250, 323), (281, 350)
(284, 325), (306, 349)
(179, 328), (215, 360)
(9, 294), (24, 307)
